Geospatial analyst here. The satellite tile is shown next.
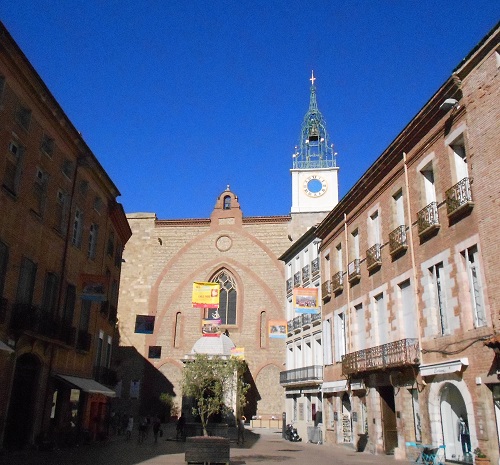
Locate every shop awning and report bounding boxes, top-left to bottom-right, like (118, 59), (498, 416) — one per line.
(56, 374), (116, 397)
(419, 358), (469, 377)
(0, 340), (14, 353)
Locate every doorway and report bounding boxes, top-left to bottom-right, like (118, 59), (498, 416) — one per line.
(4, 353), (41, 450)
(379, 386), (398, 454)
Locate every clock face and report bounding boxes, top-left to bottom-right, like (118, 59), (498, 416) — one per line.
(304, 175), (327, 197)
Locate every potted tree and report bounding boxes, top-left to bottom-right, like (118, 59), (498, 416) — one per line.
(474, 448), (491, 465)
(182, 354), (248, 464)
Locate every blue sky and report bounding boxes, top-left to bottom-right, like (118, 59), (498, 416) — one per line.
(1, 1), (498, 218)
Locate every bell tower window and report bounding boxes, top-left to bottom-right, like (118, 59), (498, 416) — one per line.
(223, 195), (231, 210)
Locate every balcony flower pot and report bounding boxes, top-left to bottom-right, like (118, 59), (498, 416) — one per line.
(185, 436), (230, 465)
(474, 448), (490, 465)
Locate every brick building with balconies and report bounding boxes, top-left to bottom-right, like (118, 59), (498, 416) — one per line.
(316, 23), (499, 462)
(0, 22), (131, 451)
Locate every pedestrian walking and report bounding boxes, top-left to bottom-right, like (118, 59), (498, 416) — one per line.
(125, 415), (133, 441)
(237, 416), (246, 445)
(152, 416), (162, 443)
(176, 414), (185, 441)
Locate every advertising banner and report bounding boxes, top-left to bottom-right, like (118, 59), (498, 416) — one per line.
(293, 287), (319, 314)
(80, 274), (108, 301)
(269, 319), (287, 339)
(202, 318), (221, 337)
(192, 282), (220, 308)
(231, 347), (245, 359)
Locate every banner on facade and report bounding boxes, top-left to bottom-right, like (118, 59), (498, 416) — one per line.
(202, 318), (221, 337)
(293, 287), (319, 314)
(80, 274), (108, 301)
(269, 319), (287, 338)
(192, 282), (220, 308)
(231, 347), (245, 359)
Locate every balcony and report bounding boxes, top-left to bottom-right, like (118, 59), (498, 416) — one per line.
(342, 338), (419, 376)
(311, 257), (320, 276)
(302, 265), (310, 284)
(311, 312), (322, 324)
(417, 202), (440, 237)
(366, 244), (382, 271)
(287, 312), (322, 333)
(348, 259), (361, 283)
(76, 330), (92, 351)
(446, 177), (474, 220)
(280, 365), (323, 385)
(331, 271), (343, 294)
(389, 225), (407, 256)
(93, 366), (118, 387)
(9, 303), (76, 345)
(321, 280), (331, 301)
(293, 272), (301, 288)
(286, 278), (293, 295)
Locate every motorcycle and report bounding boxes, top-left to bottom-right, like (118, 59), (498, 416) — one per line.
(285, 424), (302, 442)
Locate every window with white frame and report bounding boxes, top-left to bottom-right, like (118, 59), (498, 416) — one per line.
(393, 190), (405, 227)
(451, 137), (468, 182)
(420, 163), (436, 205)
(88, 223), (99, 260)
(96, 330), (104, 366)
(461, 245), (486, 328)
(354, 303), (365, 350)
(33, 167), (48, 215)
(399, 279), (418, 338)
(323, 318), (333, 365)
(72, 208), (83, 247)
(334, 311), (346, 362)
(336, 243), (343, 272)
(314, 335), (322, 366)
(4, 140), (24, 195)
(105, 335), (112, 368)
(428, 263), (448, 335)
(374, 293), (388, 345)
(369, 211), (380, 246)
(351, 229), (360, 260)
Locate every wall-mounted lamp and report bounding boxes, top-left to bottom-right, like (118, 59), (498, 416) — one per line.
(439, 98), (460, 112)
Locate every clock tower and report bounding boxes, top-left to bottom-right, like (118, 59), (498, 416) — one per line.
(290, 71), (339, 238)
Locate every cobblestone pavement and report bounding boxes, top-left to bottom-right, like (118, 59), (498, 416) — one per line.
(0, 424), (414, 465)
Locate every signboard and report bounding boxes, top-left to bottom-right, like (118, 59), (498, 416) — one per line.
(192, 282), (220, 308)
(80, 274), (108, 301)
(293, 287), (319, 314)
(202, 318), (221, 337)
(269, 320), (287, 339)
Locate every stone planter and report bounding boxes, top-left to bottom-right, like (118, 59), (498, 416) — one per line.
(185, 436), (230, 464)
(475, 457), (491, 465)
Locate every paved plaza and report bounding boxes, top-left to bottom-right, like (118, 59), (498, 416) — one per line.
(0, 423), (415, 465)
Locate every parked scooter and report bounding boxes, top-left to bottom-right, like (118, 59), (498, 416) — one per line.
(285, 424), (302, 442)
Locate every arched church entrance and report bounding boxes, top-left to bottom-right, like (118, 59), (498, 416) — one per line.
(4, 353), (41, 450)
(440, 383), (471, 462)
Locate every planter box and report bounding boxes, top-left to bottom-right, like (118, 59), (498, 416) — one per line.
(185, 436), (230, 464)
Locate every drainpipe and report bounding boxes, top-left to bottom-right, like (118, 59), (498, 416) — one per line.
(343, 214), (351, 366)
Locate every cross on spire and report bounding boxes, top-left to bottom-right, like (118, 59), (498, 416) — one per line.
(310, 70), (316, 87)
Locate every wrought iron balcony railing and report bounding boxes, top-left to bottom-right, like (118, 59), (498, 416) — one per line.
(311, 257), (320, 276)
(331, 271), (343, 294)
(348, 259), (361, 283)
(293, 272), (301, 288)
(445, 177), (473, 219)
(311, 312), (322, 323)
(366, 244), (382, 271)
(9, 303), (76, 345)
(417, 202), (440, 236)
(342, 338), (419, 376)
(286, 278), (293, 294)
(321, 280), (331, 301)
(302, 264), (310, 284)
(93, 366), (118, 387)
(389, 225), (407, 255)
(302, 313), (311, 326)
(280, 365), (323, 385)
(287, 312), (321, 333)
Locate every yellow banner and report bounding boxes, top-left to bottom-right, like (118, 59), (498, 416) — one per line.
(192, 282), (220, 308)
(231, 347), (245, 359)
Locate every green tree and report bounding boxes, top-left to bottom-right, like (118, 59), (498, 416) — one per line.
(181, 354), (249, 436)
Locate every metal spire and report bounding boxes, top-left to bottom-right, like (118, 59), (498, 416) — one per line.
(293, 71), (337, 169)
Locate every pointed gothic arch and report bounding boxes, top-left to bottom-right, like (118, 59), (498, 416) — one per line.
(209, 269), (237, 325)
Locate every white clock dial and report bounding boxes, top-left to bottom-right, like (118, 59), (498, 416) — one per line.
(303, 175), (327, 197)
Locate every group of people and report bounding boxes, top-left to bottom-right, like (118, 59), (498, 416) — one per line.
(122, 414), (163, 443)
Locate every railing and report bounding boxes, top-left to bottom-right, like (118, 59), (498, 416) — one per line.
(331, 271), (343, 293)
(321, 280), (331, 300)
(311, 257), (320, 276)
(302, 265), (310, 284)
(389, 225), (407, 255)
(366, 244), (382, 271)
(417, 202), (440, 236)
(280, 365), (323, 385)
(311, 312), (322, 323)
(342, 338), (419, 376)
(302, 313), (312, 326)
(445, 177), (473, 218)
(287, 312), (321, 333)
(348, 259), (361, 283)
(93, 366), (118, 387)
(76, 330), (92, 351)
(9, 303), (76, 345)
(286, 278), (293, 294)
(294, 272), (301, 288)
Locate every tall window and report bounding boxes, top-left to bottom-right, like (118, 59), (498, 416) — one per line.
(374, 293), (388, 345)
(336, 244), (343, 272)
(351, 229), (360, 260)
(88, 223), (99, 259)
(0, 241), (8, 298)
(174, 312), (181, 348)
(55, 190), (69, 234)
(355, 303), (365, 350)
(393, 190), (405, 227)
(399, 279), (417, 338)
(223, 195), (231, 210)
(260, 311), (267, 348)
(4, 141), (24, 195)
(323, 318), (333, 365)
(462, 245), (486, 328)
(96, 330), (104, 367)
(421, 164), (436, 205)
(106, 336), (112, 367)
(79, 300), (91, 332)
(451, 138), (468, 182)
(16, 257), (37, 305)
(62, 284), (76, 324)
(429, 263), (448, 335)
(33, 168), (48, 215)
(369, 211), (380, 246)
(334, 311), (346, 362)
(211, 270), (237, 325)
(41, 272), (59, 315)
(72, 208), (83, 247)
